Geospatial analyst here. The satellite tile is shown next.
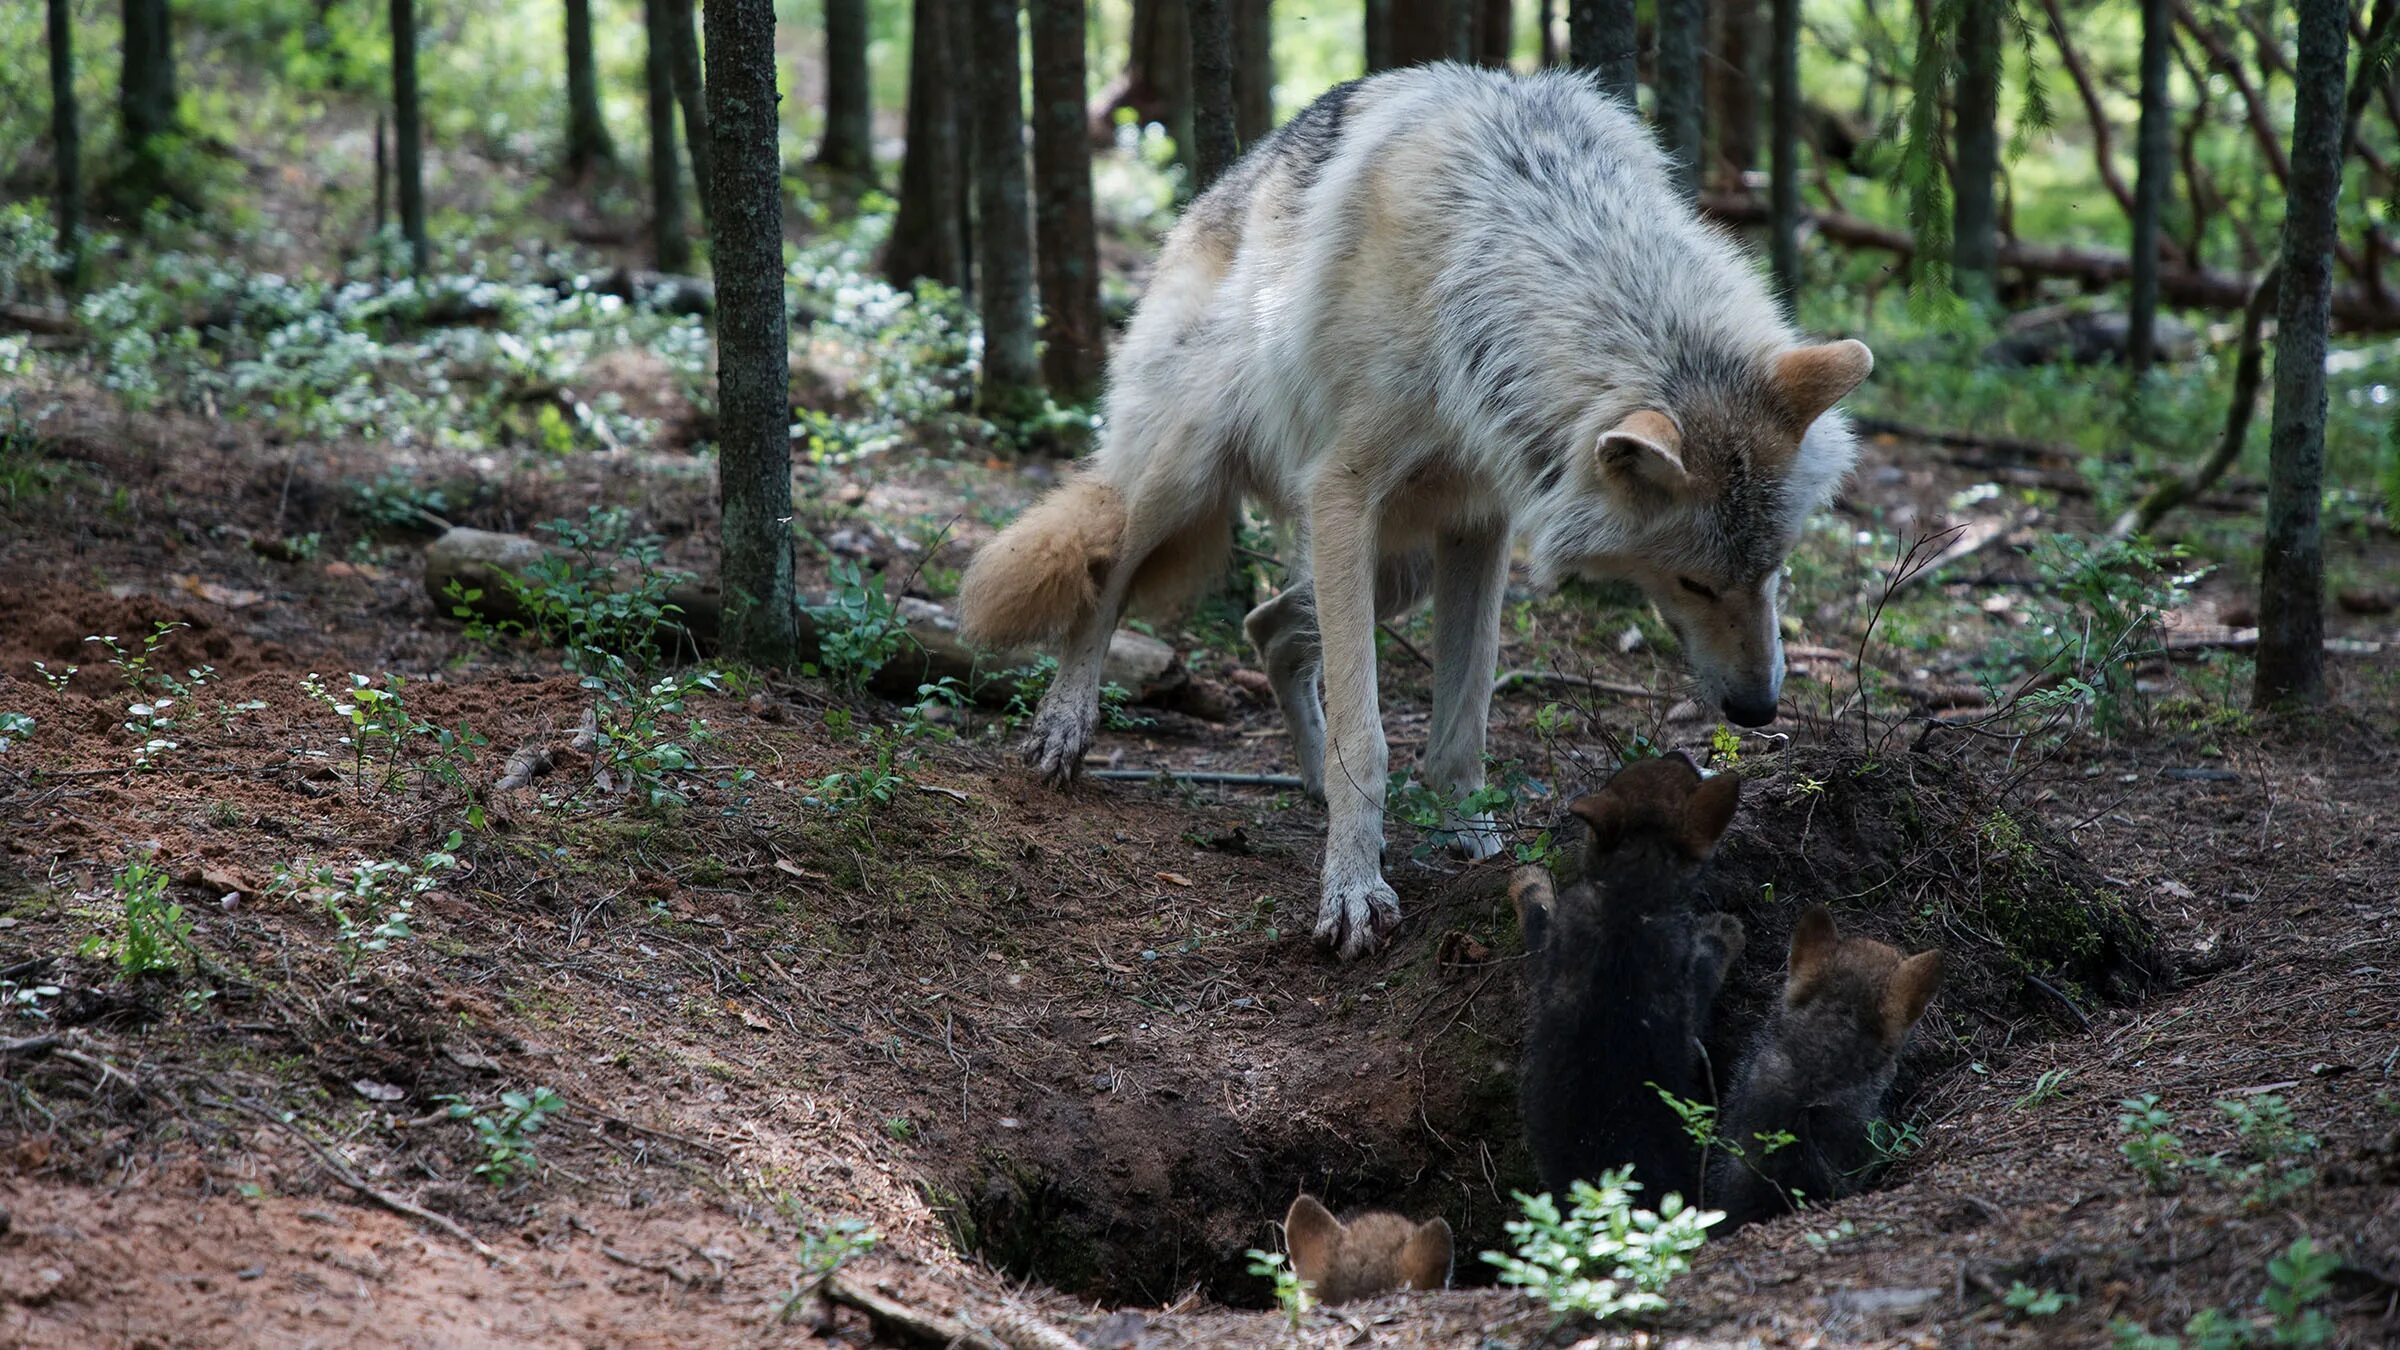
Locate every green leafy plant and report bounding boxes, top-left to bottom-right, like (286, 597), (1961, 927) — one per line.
(2117, 1093), (2189, 1194)
(498, 508), (693, 673)
(1482, 1170), (1719, 1321)
(2208, 1094), (2319, 1209)
(439, 1086), (565, 1187)
(0, 710), (31, 752)
(274, 833), (460, 977)
(1246, 1247), (1313, 1329)
(303, 671), (487, 801)
(585, 667), (729, 811)
(83, 856), (193, 977)
(2015, 1067), (2074, 1110)
(2002, 1281), (2076, 1319)
(2108, 1237), (2339, 1349)
(779, 1217), (882, 1319)
(806, 554), (913, 693)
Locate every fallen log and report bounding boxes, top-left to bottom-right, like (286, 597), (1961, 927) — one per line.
(423, 527), (1188, 709)
(1698, 192), (2400, 331)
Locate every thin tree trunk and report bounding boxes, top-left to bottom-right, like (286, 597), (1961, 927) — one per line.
(1537, 0), (1557, 67)
(818, 0), (876, 175)
(1951, 0), (2001, 301)
(48, 0), (82, 285)
(1709, 0), (1759, 189)
(1767, 0), (1798, 301)
(392, 0), (429, 274)
(1030, 0), (1104, 403)
(2127, 0), (2172, 372)
(1655, 0), (1703, 200)
(886, 0), (969, 288)
(1367, 0), (1395, 71)
(1234, 0), (1274, 143)
(1189, 0), (1241, 188)
(667, 0), (715, 222)
(1389, 0), (1449, 66)
(705, 0), (798, 664)
(645, 0), (691, 271)
(1476, 0), (1511, 66)
(2253, 0), (2347, 709)
(2117, 266), (2278, 540)
(972, 0), (1040, 408)
(120, 0), (179, 208)
(374, 110), (388, 277)
(1571, 0), (1637, 102)
(1447, 0), (1475, 61)
(565, 0), (616, 177)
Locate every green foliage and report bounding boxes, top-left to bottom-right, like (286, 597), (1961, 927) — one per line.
(585, 668), (733, 812)
(2117, 1093), (2190, 1193)
(2108, 1238), (2340, 1349)
(2210, 1094), (2319, 1209)
(781, 1217), (881, 1316)
(2014, 1067), (2074, 1110)
(1000, 656), (1148, 733)
(481, 508), (693, 674)
(83, 856), (193, 978)
(303, 672), (488, 801)
(2002, 1281), (2076, 1319)
(348, 470), (452, 531)
(1986, 535), (2199, 734)
(439, 1086), (566, 1187)
(0, 710), (31, 752)
(806, 555), (913, 692)
(1246, 1247), (1313, 1329)
(1482, 1170), (1719, 1321)
(274, 834), (460, 977)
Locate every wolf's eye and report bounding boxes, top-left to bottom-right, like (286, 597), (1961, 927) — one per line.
(1677, 577), (1719, 601)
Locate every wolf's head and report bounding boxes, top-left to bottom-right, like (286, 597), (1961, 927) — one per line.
(1550, 339), (1872, 727)
(1764, 903), (1943, 1089)
(1283, 1193), (1452, 1304)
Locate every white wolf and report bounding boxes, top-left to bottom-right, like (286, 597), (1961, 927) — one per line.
(958, 64), (1871, 958)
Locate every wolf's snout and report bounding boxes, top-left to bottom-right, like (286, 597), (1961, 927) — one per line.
(1721, 692), (1779, 727)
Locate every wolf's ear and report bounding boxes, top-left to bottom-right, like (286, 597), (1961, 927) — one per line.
(1397, 1217), (1454, 1291)
(1881, 949), (1943, 1043)
(1284, 1194), (1343, 1287)
(1567, 790), (1627, 852)
(1785, 904), (1840, 1000)
(1774, 340), (1874, 427)
(1596, 409), (1687, 491)
(1680, 772), (1741, 859)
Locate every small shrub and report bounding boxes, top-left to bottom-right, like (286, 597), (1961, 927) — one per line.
(2117, 1093), (2189, 1193)
(83, 856), (192, 977)
(1246, 1247), (1313, 1329)
(274, 833), (460, 977)
(806, 555), (911, 693)
(1482, 1170), (1719, 1321)
(439, 1086), (565, 1187)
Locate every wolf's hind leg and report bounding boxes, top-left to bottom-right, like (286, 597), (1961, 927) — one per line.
(1243, 584), (1328, 802)
(1423, 526), (1510, 860)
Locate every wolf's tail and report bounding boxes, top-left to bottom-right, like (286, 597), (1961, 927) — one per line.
(957, 475), (1131, 649)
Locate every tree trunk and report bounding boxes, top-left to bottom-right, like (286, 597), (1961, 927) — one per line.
(1366, 0), (1395, 71)
(2253, 0), (2348, 710)
(645, 0), (691, 271)
(1447, 0), (1475, 61)
(48, 0), (82, 284)
(564, 0), (616, 178)
(706, 0), (799, 664)
(2127, 0), (2173, 373)
(972, 0), (1040, 409)
(120, 0), (179, 208)
(667, 0), (715, 222)
(1476, 0), (1511, 66)
(1951, 0), (2001, 301)
(1537, 0), (1557, 67)
(1029, 0), (1105, 403)
(1767, 0), (1797, 300)
(818, 0), (876, 175)
(886, 0), (969, 289)
(1101, 0), (1195, 150)
(1389, 0), (1448, 66)
(1188, 0), (1241, 188)
(1655, 0), (1703, 200)
(1234, 0), (1274, 144)
(1570, 0), (1637, 102)
(391, 0), (429, 274)
(1709, 0), (1758, 189)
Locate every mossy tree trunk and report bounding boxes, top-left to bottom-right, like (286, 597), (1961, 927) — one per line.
(564, 0), (617, 178)
(1187, 0), (1241, 190)
(645, 0), (691, 271)
(2127, 0), (2173, 374)
(1655, 0), (1702, 201)
(706, 0), (799, 663)
(1950, 0), (2002, 302)
(1029, 0), (1105, 404)
(666, 0), (715, 224)
(1233, 0), (1273, 144)
(971, 0), (1040, 409)
(1570, 0), (1637, 103)
(2253, 0), (2348, 709)
(391, 0), (429, 274)
(120, 0), (179, 209)
(49, 0), (83, 284)
(1767, 0), (1798, 301)
(886, 0), (969, 289)
(818, 0), (876, 175)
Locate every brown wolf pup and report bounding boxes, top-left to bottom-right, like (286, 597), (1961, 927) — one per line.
(1282, 1194), (1452, 1304)
(1708, 904), (1943, 1225)
(1518, 754), (1745, 1204)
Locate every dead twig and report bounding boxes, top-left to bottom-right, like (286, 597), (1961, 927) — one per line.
(1085, 768), (1308, 788)
(1492, 669), (1677, 701)
(822, 1274), (1007, 1350)
(231, 1096), (509, 1264)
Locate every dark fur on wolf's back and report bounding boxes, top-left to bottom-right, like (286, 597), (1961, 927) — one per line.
(1710, 905), (1942, 1226)
(1519, 754), (1744, 1203)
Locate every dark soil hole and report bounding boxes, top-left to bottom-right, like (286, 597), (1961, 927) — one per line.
(938, 744), (2167, 1308)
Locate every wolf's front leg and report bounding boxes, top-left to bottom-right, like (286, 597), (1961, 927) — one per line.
(1423, 525), (1510, 860)
(1310, 476), (1398, 959)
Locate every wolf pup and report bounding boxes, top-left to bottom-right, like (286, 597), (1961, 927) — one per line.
(1518, 754), (1746, 1203)
(1282, 1194), (1452, 1304)
(957, 64), (1872, 960)
(1709, 904), (1943, 1225)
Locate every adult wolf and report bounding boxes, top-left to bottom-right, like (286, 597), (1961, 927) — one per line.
(958, 64), (1871, 959)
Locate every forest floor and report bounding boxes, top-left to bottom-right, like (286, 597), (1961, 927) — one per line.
(4, 101), (2400, 1348)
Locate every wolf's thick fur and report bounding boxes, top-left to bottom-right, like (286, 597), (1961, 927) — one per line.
(1282, 1194), (1452, 1304)
(1709, 905), (1943, 1225)
(958, 65), (1870, 957)
(1517, 756), (1745, 1202)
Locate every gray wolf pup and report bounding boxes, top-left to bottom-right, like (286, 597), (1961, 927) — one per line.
(1281, 1193), (1452, 1303)
(1516, 755), (1745, 1203)
(1709, 904), (1942, 1224)
(957, 64), (1871, 958)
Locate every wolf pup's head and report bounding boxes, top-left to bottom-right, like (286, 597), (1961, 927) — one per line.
(1283, 1193), (1452, 1305)
(1768, 903), (1943, 1088)
(1580, 340), (1873, 727)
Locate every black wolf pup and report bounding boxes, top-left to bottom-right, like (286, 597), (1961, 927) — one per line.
(1710, 904), (1943, 1225)
(1519, 754), (1745, 1203)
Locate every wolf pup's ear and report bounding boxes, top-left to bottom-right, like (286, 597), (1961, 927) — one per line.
(1785, 904), (1840, 1001)
(1881, 949), (1944, 1044)
(1567, 790), (1627, 852)
(1596, 409), (1687, 491)
(1774, 340), (1874, 427)
(1397, 1217), (1454, 1291)
(1680, 772), (1741, 859)
(1284, 1194), (1343, 1288)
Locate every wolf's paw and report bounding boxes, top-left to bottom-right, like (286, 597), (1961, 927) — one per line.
(1432, 810), (1505, 861)
(1020, 707), (1094, 787)
(1314, 873), (1401, 961)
